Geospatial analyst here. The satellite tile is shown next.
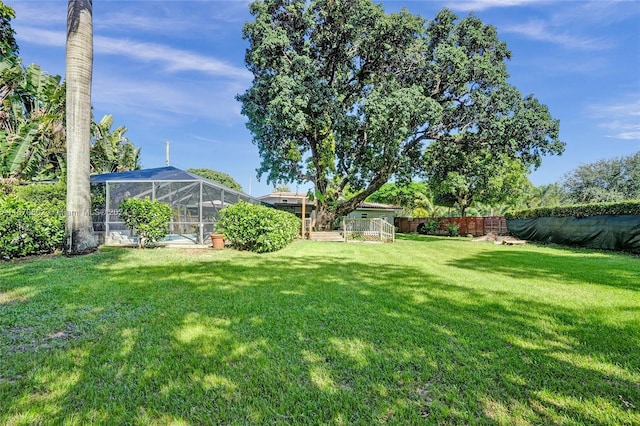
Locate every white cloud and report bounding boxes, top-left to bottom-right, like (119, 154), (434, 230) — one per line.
(587, 98), (640, 140)
(14, 26), (65, 48)
(11, 2), (65, 26)
(95, 36), (251, 79)
(445, 0), (546, 12)
(549, 1), (640, 27)
(96, 13), (183, 33)
(92, 73), (247, 125)
(502, 20), (612, 50)
(13, 26), (250, 80)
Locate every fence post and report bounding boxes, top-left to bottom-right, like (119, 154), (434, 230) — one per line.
(343, 217), (347, 242)
(301, 195), (306, 238)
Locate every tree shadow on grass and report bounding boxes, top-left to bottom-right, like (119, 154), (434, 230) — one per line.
(396, 233), (447, 243)
(1, 248), (639, 424)
(447, 245), (640, 292)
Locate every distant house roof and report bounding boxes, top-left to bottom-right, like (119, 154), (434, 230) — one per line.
(258, 191), (402, 211)
(257, 191), (306, 198)
(257, 192), (310, 205)
(357, 201), (403, 211)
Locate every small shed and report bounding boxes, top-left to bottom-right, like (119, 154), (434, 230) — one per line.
(346, 202), (403, 225)
(90, 166), (259, 245)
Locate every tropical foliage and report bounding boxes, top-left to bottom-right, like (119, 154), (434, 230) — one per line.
(0, 1), (140, 183)
(0, 62), (66, 180)
(523, 182), (565, 209)
(90, 114), (140, 174)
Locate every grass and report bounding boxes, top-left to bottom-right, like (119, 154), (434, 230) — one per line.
(1, 236), (639, 425)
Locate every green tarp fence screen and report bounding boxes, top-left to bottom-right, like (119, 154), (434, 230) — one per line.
(507, 215), (640, 252)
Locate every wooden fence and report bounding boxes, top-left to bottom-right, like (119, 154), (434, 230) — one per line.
(395, 216), (507, 236)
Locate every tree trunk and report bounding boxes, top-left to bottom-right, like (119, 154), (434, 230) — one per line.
(314, 202), (336, 231)
(65, 0), (96, 254)
(313, 173), (391, 230)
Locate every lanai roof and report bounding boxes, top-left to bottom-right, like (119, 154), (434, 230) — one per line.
(90, 166), (252, 198)
(91, 166), (201, 183)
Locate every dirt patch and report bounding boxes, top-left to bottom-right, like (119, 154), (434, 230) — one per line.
(2, 251), (64, 263)
(472, 233), (527, 245)
(1, 323), (82, 354)
(0, 291), (28, 305)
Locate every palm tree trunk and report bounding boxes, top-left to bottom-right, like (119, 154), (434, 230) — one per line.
(65, 0), (96, 254)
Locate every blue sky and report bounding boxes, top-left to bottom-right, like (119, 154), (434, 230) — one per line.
(8, 0), (640, 197)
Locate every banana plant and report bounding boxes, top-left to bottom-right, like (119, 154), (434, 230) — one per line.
(0, 60), (66, 180)
(90, 114), (141, 174)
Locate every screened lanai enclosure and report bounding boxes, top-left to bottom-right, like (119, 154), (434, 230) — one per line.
(90, 166), (259, 245)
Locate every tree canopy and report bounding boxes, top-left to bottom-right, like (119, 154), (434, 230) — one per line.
(0, 1), (18, 57)
(238, 1), (564, 227)
(425, 147), (531, 216)
(274, 184), (291, 192)
(187, 168), (243, 192)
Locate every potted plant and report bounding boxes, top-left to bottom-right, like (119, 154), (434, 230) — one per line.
(210, 233), (225, 249)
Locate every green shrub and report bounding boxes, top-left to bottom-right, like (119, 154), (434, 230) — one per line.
(418, 219), (440, 235)
(506, 199), (640, 220)
(0, 195), (65, 258)
(445, 222), (460, 237)
(217, 202), (300, 253)
(119, 197), (171, 248)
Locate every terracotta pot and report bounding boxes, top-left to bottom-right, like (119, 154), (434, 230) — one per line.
(210, 233), (225, 249)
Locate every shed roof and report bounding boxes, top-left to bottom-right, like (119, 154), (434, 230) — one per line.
(357, 202), (403, 211)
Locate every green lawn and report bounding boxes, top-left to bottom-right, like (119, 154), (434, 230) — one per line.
(1, 236), (639, 425)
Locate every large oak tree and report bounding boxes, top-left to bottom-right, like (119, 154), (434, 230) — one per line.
(238, 1), (564, 228)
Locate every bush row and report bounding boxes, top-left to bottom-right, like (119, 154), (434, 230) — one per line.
(218, 202), (300, 253)
(1, 184), (301, 257)
(506, 199), (640, 220)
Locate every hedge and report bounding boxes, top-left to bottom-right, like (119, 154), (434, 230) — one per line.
(506, 200), (640, 220)
(217, 202), (300, 253)
(0, 195), (65, 258)
(0, 183), (67, 259)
